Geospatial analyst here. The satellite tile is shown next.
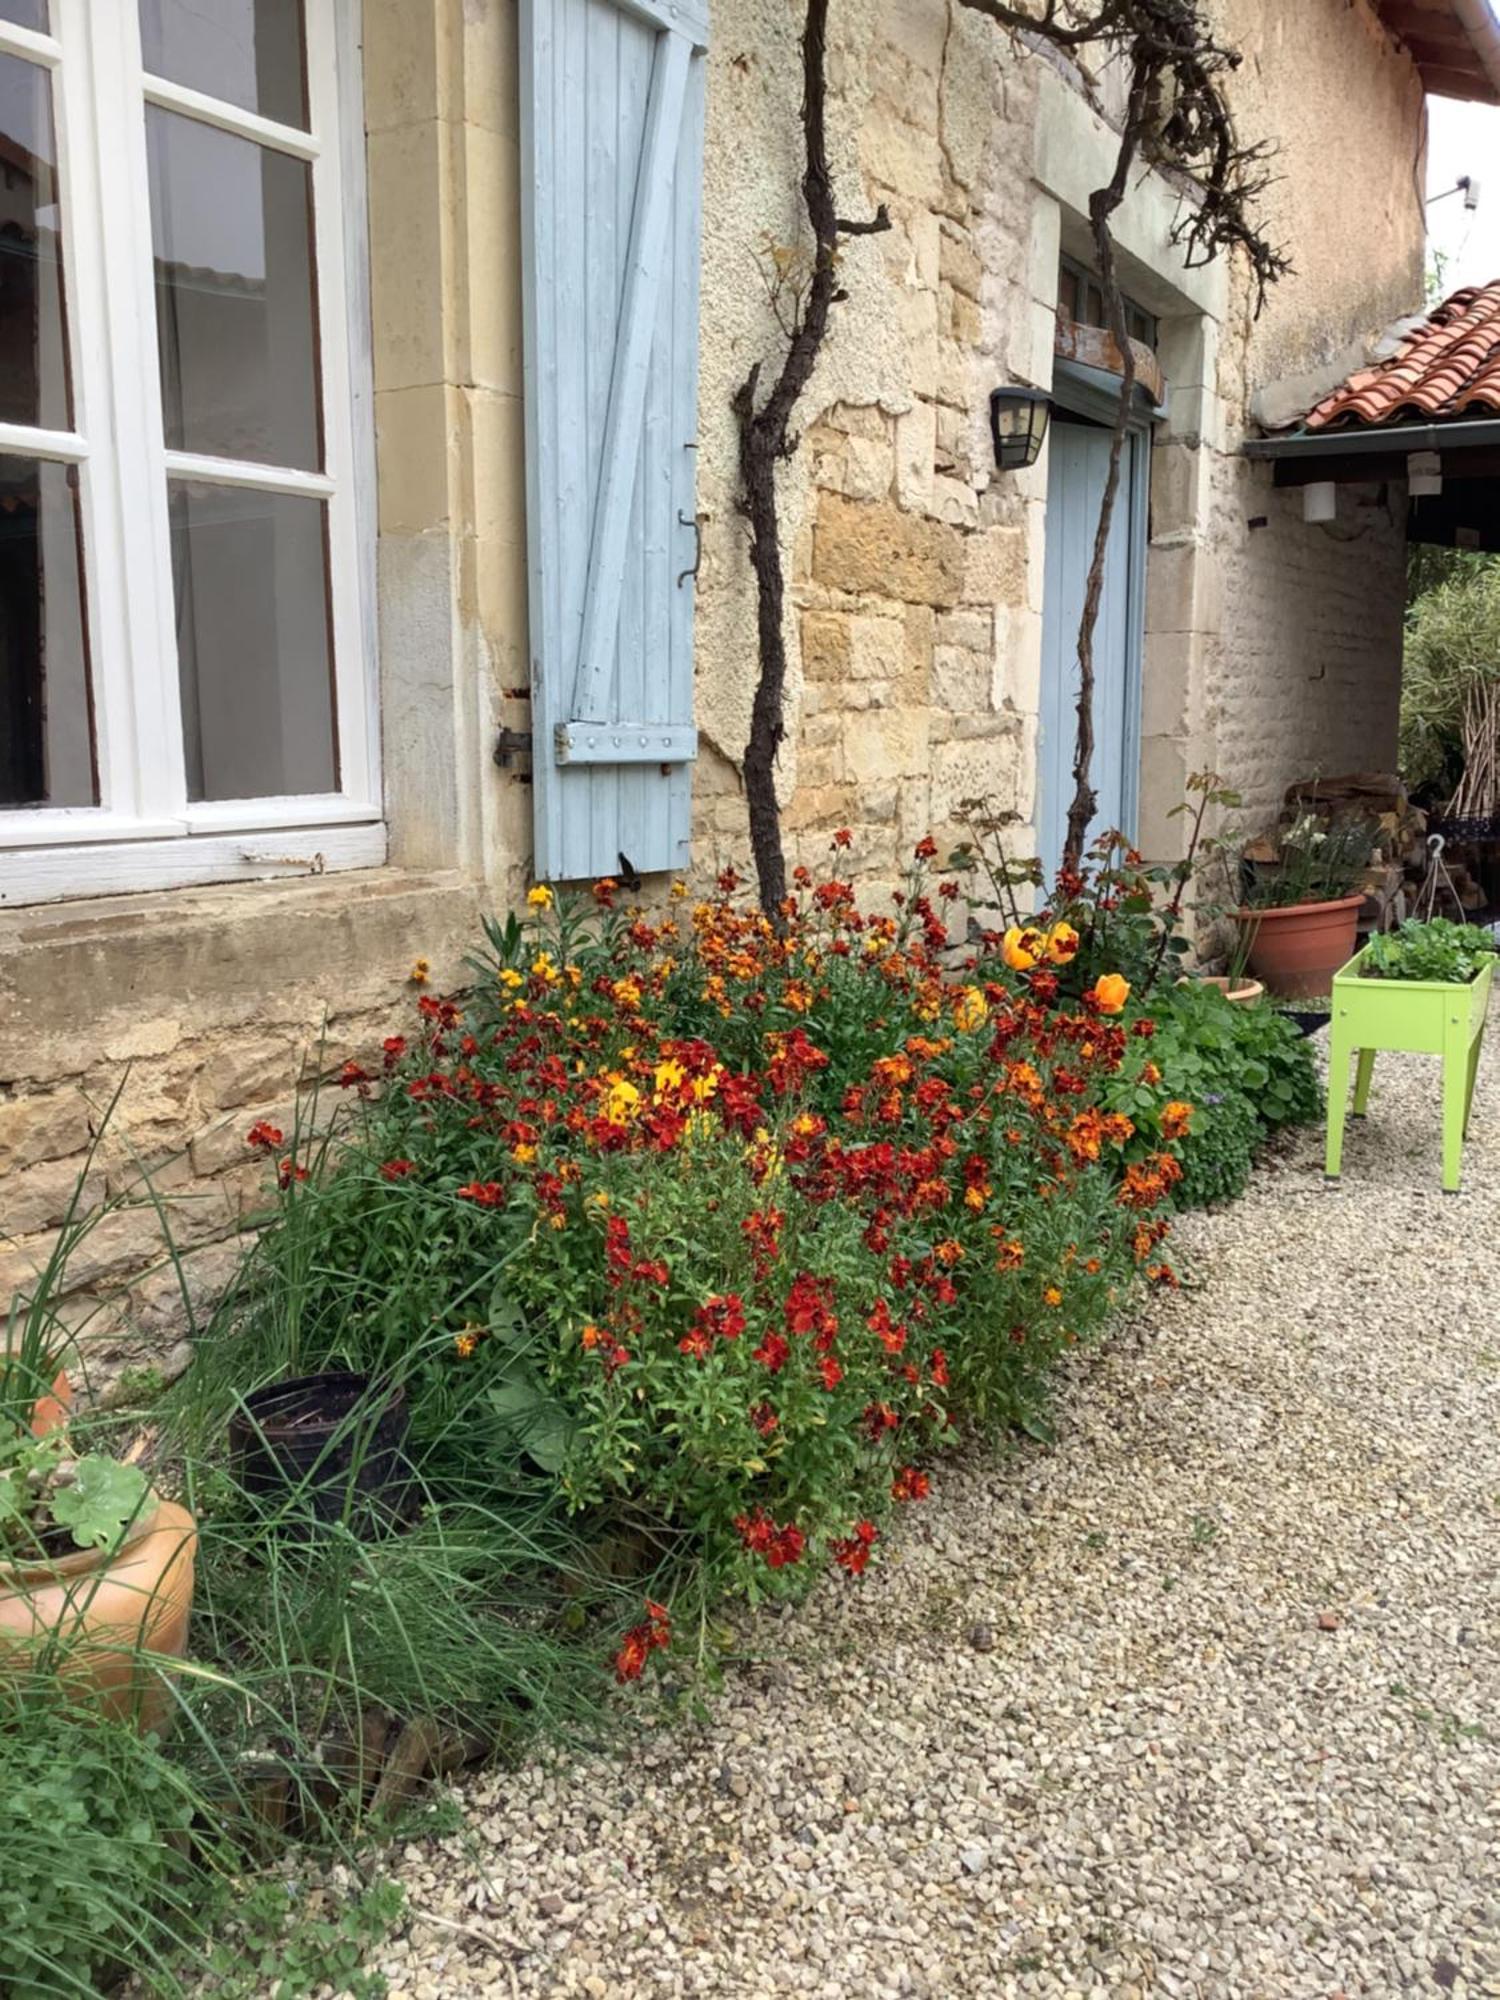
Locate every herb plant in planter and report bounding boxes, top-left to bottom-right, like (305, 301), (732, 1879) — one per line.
(1234, 812), (1378, 999)
(1325, 917), (1497, 1193)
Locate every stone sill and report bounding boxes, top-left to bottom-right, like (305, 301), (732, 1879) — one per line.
(0, 866), (487, 1089)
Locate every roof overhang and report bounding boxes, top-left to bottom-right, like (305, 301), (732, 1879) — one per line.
(1374, 0), (1500, 104)
(1243, 417), (1500, 551)
(1244, 416), (1500, 472)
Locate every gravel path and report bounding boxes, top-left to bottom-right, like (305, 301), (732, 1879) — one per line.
(378, 1046), (1500, 2000)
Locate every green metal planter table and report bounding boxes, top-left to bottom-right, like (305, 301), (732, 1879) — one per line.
(1324, 943), (1496, 1193)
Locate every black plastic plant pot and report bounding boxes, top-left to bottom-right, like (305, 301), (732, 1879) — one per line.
(1288, 1009), (1331, 1038)
(229, 1371), (415, 1539)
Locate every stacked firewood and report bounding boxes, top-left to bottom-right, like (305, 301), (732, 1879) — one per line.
(1265, 772), (1486, 926)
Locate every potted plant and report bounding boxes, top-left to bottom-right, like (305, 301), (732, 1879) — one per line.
(1325, 916), (1497, 1193)
(1, 1192), (196, 1727)
(0, 1423), (197, 1728)
(1233, 811), (1378, 998)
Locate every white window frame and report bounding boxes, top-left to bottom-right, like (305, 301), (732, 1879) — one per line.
(0, 0), (381, 907)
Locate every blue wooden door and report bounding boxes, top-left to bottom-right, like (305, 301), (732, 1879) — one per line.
(1037, 419), (1144, 883)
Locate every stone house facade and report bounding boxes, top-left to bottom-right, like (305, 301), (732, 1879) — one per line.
(0, 0), (1485, 1376)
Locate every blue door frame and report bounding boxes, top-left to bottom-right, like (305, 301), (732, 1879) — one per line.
(1036, 364), (1151, 885)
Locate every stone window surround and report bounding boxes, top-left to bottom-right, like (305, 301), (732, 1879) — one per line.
(1023, 66), (1229, 866)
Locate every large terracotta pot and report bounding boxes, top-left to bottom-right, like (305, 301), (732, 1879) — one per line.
(0, 1495), (197, 1729)
(1234, 894), (1364, 1000)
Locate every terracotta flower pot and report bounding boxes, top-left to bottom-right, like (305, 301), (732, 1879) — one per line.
(1187, 975), (1265, 1007)
(1234, 895), (1364, 1000)
(0, 1495), (197, 1729)
(29, 1368), (71, 1439)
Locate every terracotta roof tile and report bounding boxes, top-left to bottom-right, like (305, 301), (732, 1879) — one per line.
(1305, 281), (1500, 430)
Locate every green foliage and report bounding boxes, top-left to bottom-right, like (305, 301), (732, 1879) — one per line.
(0, 1696), (207, 1998)
(1104, 981), (1322, 1208)
(1361, 916), (1497, 984)
(1399, 553), (1500, 797)
(1240, 812), (1377, 910)
(0, 1428), (150, 1559)
(200, 1876), (403, 1999)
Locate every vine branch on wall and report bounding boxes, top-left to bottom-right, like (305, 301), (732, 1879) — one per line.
(733, 0), (889, 921)
(957, 0), (1288, 870)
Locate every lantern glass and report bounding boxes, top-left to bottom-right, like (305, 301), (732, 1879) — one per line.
(989, 387), (1052, 472)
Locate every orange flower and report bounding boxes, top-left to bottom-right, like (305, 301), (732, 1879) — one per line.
(1160, 1100), (1194, 1141)
(1090, 972), (1130, 1014)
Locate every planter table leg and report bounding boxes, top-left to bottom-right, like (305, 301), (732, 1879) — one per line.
(1324, 1026), (1357, 1179)
(1351, 1049), (1376, 1118)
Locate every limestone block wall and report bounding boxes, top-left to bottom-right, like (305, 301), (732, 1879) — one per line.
(0, 874), (480, 1394)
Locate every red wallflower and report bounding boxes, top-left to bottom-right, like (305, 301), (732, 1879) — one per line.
(735, 1508), (805, 1568)
(752, 1331), (791, 1374)
(613, 1597), (671, 1683)
(892, 1465), (932, 1502)
(817, 1354), (844, 1391)
(456, 1180), (504, 1207)
(246, 1121), (284, 1151)
(380, 1158), (416, 1181)
(832, 1520), (878, 1574)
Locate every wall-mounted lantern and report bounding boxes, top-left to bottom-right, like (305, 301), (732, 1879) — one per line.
(989, 386), (1052, 472)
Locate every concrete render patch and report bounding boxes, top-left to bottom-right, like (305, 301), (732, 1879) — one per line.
(367, 1040), (1499, 1997)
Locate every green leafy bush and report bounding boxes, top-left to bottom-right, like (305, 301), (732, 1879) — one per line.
(1361, 916), (1496, 984)
(1103, 981), (1321, 1207)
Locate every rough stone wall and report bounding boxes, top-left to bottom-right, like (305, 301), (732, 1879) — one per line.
(1202, 0), (1425, 828)
(690, 0), (1039, 896)
(0, 874), (480, 1394)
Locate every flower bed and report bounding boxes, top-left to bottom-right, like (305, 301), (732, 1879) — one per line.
(0, 835), (1322, 1991)
(224, 845), (1182, 1659)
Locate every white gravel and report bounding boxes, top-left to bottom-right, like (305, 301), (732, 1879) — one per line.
(375, 1044), (1500, 1999)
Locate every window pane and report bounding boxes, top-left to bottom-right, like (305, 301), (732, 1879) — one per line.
(0, 52), (71, 431)
(0, 3), (48, 29)
(169, 481), (335, 801)
(139, 1), (307, 130)
(0, 456), (94, 809)
(146, 107), (322, 471)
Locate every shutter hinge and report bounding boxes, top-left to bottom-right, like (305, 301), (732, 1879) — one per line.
(493, 727), (534, 768)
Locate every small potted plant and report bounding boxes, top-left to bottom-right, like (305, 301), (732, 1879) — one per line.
(2, 1202), (197, 1727)
(1325, 916), (1497, 1192)
(1233, 811), (1377, 998)
(0, 1420), (197, 1727)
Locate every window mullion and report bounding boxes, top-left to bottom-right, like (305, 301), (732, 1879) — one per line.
(63, 0), (188, 826)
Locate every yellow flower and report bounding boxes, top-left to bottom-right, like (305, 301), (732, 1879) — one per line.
(1043, 1285), (1063, 1308)
(511, 1142), (537, 1165)
(688, 1067), (722, 1104)
(602, 1074), (642, 1126)
(671, 880), (688, 898)
(953, 985), (989, 1034)
(409, 957), (431, 985)
(1090, 972), (1130, 1014)
(1001, 926), (1041, 973)
(654, 1058), (687, 1096)
(498, 966), (524, 990)
(588, 1190), (611, 1210)
(1046, 921), (1080, 964)
(453, 1327), (480, 1359)
(527, 884), (554, 909)
(532, 952), (560, 984)
(613, 977), (643, 1009)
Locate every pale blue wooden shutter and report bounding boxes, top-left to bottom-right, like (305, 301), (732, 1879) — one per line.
(520, 0), (707, 882)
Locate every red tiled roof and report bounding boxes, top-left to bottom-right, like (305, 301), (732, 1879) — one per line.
(1305, 281), (1500, 430)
